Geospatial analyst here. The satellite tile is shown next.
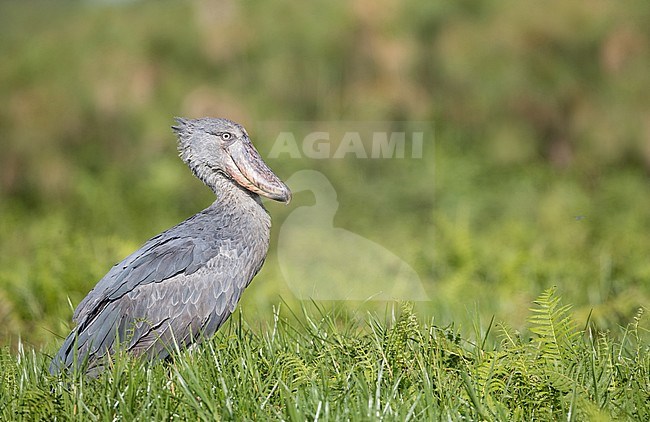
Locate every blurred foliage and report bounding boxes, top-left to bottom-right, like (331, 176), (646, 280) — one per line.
(0, 0), (649, 348)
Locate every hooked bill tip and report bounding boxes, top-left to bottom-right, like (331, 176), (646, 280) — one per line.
(281, 187), (292, 204)
(268, 187), (292, 204)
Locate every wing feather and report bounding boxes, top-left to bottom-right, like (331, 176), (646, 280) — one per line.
(50, 208), (270, 375)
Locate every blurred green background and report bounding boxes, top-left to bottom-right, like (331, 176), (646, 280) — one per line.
(1, 0), (649, 348)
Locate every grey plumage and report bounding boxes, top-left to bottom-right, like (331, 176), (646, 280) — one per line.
(50, 117), (291, 375)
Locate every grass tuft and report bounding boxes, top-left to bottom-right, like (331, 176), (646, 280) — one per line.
(1, 290), (648, 420)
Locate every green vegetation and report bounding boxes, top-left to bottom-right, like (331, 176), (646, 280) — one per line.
(1, 0), (649, 419)
(2, 291), (648, 420)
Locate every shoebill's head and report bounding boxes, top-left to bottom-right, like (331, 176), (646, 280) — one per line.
(173, 117), (291, 203)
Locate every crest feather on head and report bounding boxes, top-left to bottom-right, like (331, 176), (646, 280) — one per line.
(172, 117), (191, 135)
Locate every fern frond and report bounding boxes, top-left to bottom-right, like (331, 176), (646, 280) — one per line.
(528, 287), (579, 362)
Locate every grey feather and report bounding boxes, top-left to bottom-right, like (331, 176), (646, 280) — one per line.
(50, 117), (290, 375)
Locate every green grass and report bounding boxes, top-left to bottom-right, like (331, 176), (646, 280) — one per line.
(1, 289), (648, 420)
